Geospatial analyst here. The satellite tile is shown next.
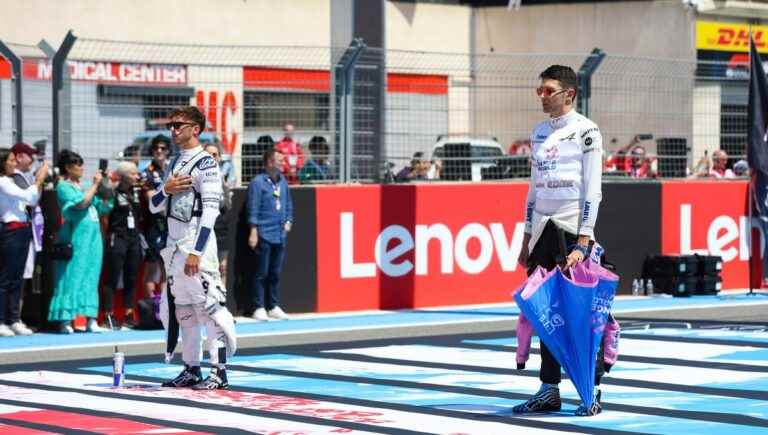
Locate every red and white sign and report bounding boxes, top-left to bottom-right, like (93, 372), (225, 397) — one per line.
(661, 180), (761, 290)
(0, 58), (186, 84)
(315, 183), (529, 312)
(243, 66), (448, 95)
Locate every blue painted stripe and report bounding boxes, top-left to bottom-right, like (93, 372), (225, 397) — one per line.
(0, 295), (765, 352)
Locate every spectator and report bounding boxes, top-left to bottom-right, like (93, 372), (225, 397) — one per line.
(48, 150), (112, 334)
(298, 136), (332, 184)
(694, 149), (735, 178)
(205, 143), (233, 289)
(219, 153), (237, 189)
(247, 149), (293, 321)
(0, 148), (47, 336)
(103, 161), (144, 330)
(710, 149), (735, 179)
(395, 152), (430, 182)
(274, 123), (305, 184)
(141, 135), (170, 301)
(734, 159), (750, 177)
(626, 145), (654, 178)
(427, 159), (442, 180)
(10, 143), (45, 312)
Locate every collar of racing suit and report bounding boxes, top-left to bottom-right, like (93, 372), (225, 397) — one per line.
(548, 109), (577, 130)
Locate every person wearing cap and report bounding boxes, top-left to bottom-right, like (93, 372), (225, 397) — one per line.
(734, 159), (749, 177)
(0, 147), (49, 336)
(11, 143), (45, 314)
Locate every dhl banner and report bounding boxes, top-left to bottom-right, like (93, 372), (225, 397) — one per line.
(697, 20), (768, 53)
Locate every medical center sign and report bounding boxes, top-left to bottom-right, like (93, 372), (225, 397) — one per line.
(315, 184), (529, 312)
(29, 59), (186, 84)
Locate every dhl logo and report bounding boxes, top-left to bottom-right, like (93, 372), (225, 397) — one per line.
(716, 29), (765, 48)
(697, 21), (768, 53)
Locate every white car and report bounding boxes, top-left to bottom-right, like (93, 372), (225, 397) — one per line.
(431, 136), (505, 181)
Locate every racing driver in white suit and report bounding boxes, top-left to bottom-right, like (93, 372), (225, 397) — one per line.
(513, 65), (605, 416)
(150, 106), (236, 390)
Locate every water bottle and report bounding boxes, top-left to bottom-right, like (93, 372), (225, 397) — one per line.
(645, 278), (654, 296)
(632, 279), (641, 296)
(113, 347), (125, 387)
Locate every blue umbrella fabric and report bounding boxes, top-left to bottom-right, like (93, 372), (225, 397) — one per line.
(514, 262), (617, 407)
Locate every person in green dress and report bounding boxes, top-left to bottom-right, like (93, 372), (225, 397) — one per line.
(48, 150), (113, 334)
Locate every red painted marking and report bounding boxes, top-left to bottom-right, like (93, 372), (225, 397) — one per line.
(1, 409), (209, 434)
(0, 423), (54, 434)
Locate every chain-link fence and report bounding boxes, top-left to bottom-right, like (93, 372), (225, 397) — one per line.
(0, 35), (753, 184)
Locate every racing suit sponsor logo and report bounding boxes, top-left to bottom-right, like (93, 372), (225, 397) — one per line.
(584, 137), (593, 147)
(581, 127), (599, 138)
(582, 201), (592, 223)
(195, 156), (217, 171)
(559, 132), (576, 141)
(546, 179), (574, 189)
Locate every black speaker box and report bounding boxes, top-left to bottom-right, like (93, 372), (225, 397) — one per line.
(644, 254), (699, 277)
(652, 275), (698, 297)
(696, 275), (722, 295)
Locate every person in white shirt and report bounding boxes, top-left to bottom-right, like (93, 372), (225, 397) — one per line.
(10, 143), (44, 302)
(150, 106), (236, 390)
(0, 148), (48, 336)
(513, 65), (605, 417)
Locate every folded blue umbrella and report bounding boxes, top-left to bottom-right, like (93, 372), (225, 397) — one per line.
(514, 262), (617, 408)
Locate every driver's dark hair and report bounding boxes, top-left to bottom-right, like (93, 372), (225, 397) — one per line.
(540, 65), (578, 97)
(168, 106), (206, 131)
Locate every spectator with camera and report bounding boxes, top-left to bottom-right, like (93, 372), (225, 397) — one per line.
(395, 152), (430, 182)
(10, 143), (46, 318)
(48, 150), (112, 334)
(0, 148), (48, 336)
(141, 135), (171, 300)
(103, 161), (144, 329)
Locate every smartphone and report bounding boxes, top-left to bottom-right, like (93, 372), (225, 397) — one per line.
(637, 134), (653, 141)
(98, 158), (108, 175)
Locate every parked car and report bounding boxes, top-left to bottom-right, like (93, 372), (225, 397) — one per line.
(431, 135), (505, 181)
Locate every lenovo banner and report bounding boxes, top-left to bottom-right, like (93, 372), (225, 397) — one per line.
(661, 180), (760, 289)
(315, 184), (529, 312)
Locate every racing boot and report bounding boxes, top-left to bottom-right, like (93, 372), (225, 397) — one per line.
(161, 365), (202, 388)
(192, 367), (229, 390)
(512, 384), (561, 413)
(575, 388), (602, 417)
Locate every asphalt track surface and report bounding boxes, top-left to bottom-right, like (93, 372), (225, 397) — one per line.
(0, 293), (766, 434)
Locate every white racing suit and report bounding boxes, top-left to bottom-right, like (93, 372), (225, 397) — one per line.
(150, 145), (236, 368)
(525, 109), (603, 250)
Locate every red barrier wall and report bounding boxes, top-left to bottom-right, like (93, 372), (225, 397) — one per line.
(315, 183), (529, 312)
(661, 180), (758, 289)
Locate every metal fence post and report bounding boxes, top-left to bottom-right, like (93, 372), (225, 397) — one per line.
(0, 41), (23, 143)
(334, 38), (365, 183)
(52, 31), (76, 158)
(577, 48), (606, 118)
